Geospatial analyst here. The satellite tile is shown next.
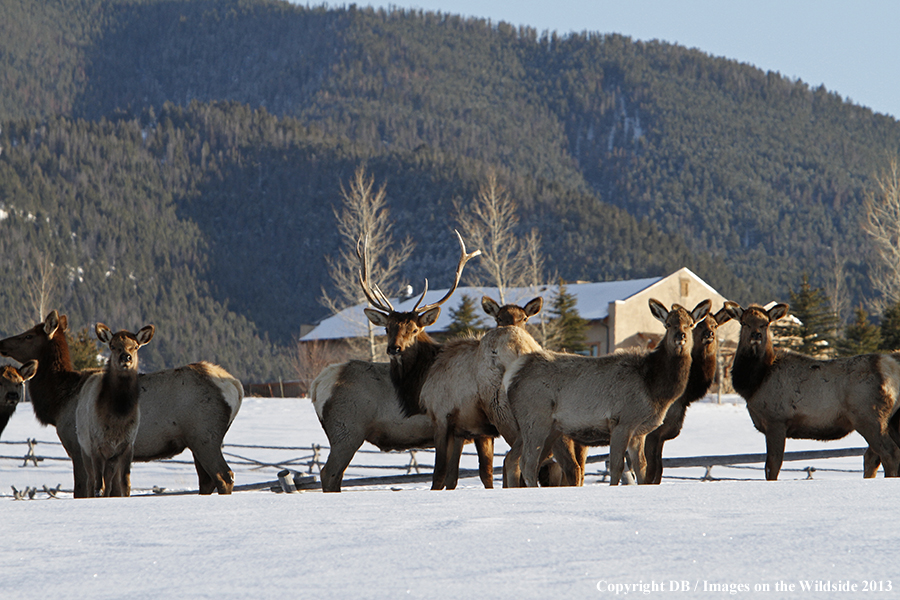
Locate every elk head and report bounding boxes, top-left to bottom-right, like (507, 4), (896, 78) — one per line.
(360, 230), (480, 356)
(481, 296), (543, 328)
(693, 307), (732, 354)
(648, 298), (711, 356)
(723, 301), (789, 357)
(0, 310), (69, 365)
(96, 323), (155, 373)
(0, 361), (38, 407)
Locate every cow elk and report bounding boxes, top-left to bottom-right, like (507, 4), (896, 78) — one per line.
(481, 296), (542, 328)
(642, 307), (731, 484)
(0, 311), (244, 497)
(0, 361), (38, 439)
(76, 323), (154, 497)
(504, 299), (710, 486)
(724, 301), (900, 480)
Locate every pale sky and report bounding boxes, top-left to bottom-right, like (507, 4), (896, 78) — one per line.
(304, 0), (899, 120)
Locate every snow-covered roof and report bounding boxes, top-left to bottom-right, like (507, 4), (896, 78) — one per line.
(300, 276), (662, 341)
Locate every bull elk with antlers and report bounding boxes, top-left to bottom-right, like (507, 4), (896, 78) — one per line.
(311, 231), (496, 491)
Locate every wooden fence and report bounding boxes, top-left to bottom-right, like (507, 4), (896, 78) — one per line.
(1, 437), (869, 497)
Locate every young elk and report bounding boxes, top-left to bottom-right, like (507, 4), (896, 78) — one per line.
(0, 311), (243, 497)
(504, 299), (710, 487)
(642, 307), (731, 484)
(76, 323), (154, 497)
(481, 295), (587, 487)
(0, 361), (38, 439)
(481, 296), (542, 328)
(361, 230), (513, 489)
(724, 302), (900, 480)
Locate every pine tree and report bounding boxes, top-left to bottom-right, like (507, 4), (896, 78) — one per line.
(446, 294), (485, 338)
(773, 275), (839, 357)
(67, 327), (102, 370)
(837, 307), (882, 356)
(879, 301), (900, 351)
(546, 280), (587, 353)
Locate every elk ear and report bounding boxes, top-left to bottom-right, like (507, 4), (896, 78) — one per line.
(96, 323), (113, 344)
(18, 360), (38, 381)
(713, 307), (732, 325)
(136, 325), (155, 347)
(768, 303), (790, 323)
(690, 299), (712, 324)
(723, 301), (743, 322)
(481, 296), (501, 318)
(648, 298), (669, 323)
(523, 297), (543, 318)
(418, 307), (441, 328)
(43, 311), (60, 338)
(58, 315), (68, 332)
(363, 308), (390, 327)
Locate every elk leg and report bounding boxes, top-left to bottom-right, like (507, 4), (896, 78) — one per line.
(319, 431), (365, 493)
(431, 421), (455, 490)
(443, 436), (465, 490)
(63, 430), (91, 498)
(189, 443), (235, 495)
(628, 435), (649, 484)
(549, 437), (582, 486)
(863, 447), (882, 478)
(608, 427), (632, 486)
(643, 428), (664, 485)
(81, 450), (98, 498)
(764, 426), (786, 481)
(503, 438), (523, 488)
(474, 436), (494, 489)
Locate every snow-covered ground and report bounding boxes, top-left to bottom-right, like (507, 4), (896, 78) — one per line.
(2, 395), (897, 599)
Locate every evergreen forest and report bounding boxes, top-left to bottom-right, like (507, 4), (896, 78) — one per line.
(1, 0), (898, 380)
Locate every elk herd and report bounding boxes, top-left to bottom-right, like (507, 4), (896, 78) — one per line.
(3, 231), (900, 497)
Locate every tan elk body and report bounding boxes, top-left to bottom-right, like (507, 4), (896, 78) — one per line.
(504, 299), (709, 486)
(0, 311), (244, 497)
(417, 325), (542, 489)
(76, 323), (154, 497)
(725, 302), (900, 479)
(310, 360), (437, 492)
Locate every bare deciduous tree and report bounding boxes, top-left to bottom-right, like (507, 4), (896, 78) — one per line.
(864, 158), (900, 306)
(454, 171), (542, 303)
(321, 165), (414, 360)
(24, 252), (57, 325)
(293, 339), (347, 395)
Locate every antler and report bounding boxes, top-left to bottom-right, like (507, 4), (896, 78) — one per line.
(414, 230), (481, 314)
(356, 233), (395, 313)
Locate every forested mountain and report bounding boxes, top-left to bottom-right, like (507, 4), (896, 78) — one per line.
(1, 0), (898, 380)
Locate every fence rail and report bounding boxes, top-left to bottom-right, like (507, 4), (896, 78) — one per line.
(1, 436), (870, 497)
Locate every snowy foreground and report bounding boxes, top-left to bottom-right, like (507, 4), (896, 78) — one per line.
(2, 395), (898, 599)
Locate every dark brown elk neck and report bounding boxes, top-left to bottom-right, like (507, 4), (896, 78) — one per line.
(731, 343), (776, 399)
(390, 334), (442, 418)
(28, 334), (87, 427)
(641, 343), (692, 409)
(680, 342), (718, 405)
(99, 369), (140, 418)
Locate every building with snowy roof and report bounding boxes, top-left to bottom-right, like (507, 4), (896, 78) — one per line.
(300, 267), (739, 357)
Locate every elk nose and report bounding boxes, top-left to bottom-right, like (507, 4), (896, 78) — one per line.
(120, 353), (133, 365)
(387, 345), (401, 356)
(675, 331), (687, 344)
(6, 391), (19, 402)
(750, 331), (763, 342)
